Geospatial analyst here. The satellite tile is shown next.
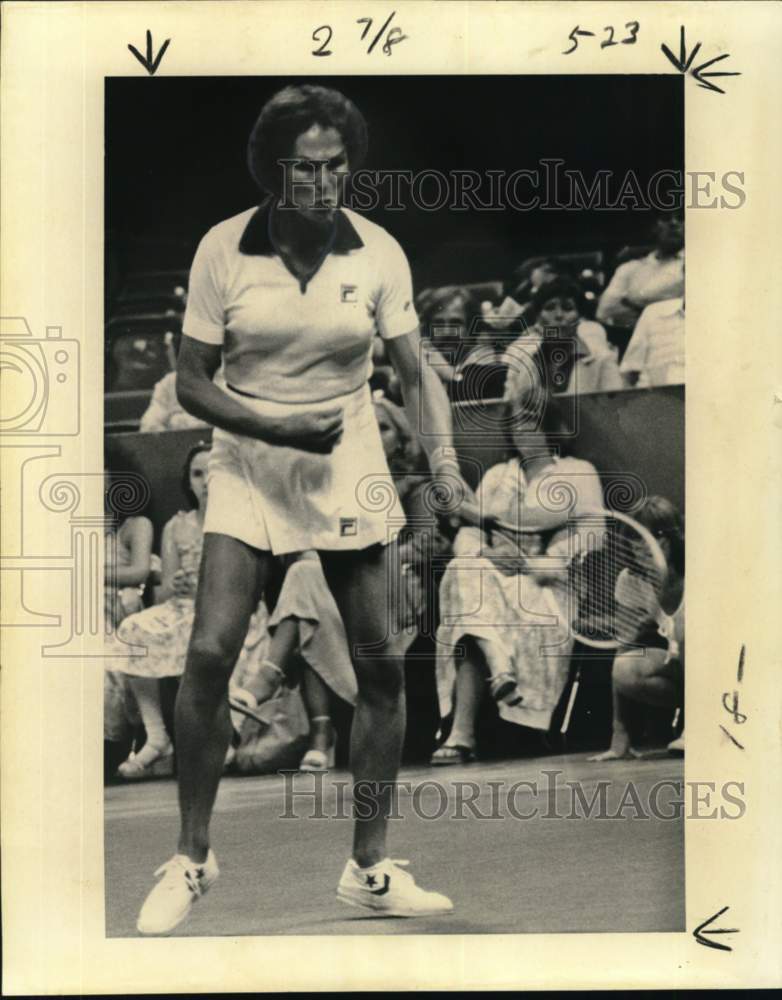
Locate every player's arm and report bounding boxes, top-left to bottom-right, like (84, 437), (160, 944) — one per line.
(176, 336), (343, 452)
(179, 230), (343, 452)
(386, 328), (480, 519)
(385, 326), (450, 463)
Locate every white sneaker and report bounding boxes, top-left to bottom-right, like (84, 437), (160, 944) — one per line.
(137, 850), (219, 935)
(337, 858), (453, 917)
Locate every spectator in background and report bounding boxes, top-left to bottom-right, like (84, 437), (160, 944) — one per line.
(139, 332), (222, 432)
(417, 286), (511, 402)
(596, 213), (684, 351)
(472, 258), (562, 335)
(417, 286), (476, 385)
(588, 496), (685, 760)
(103, 444), (154, 776)
(620, 295), (685, 387)
(110, 443), (270, 779)
(502, 257), (561, 314)
(432, 393), (605, 764)
(503, 279), (623, 400)
(231, 549), (357, 772)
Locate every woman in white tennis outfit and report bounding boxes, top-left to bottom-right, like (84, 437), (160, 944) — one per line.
(137, 85), (475, 934)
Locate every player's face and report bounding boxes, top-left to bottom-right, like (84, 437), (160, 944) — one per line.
(537, 295), (579, 331)
(188, 450), (210, 508)
(287, 125), (349, 220)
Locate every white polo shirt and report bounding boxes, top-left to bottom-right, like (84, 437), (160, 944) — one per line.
(620, 297), (685, 386)
(183, 199), (418, 404)
(596, 250), (684, 329)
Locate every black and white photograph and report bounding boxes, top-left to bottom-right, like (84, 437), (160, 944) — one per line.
(2, 1), (780, 993)
(103, 72), (688, 937)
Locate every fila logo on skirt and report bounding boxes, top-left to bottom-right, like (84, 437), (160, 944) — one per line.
(340, 284), (358, 303)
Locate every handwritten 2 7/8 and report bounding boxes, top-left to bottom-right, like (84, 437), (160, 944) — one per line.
(563, 22), (640, 55)
(312, 11), (408, 58)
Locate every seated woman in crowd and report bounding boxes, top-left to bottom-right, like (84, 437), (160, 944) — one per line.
(432, 391), (606, 764)
(103, 444), (154, 774)
(503, 278), (623, 400)
(109, 442), (270, 779)
(487, 257), (562, 326)
(588, 495), (685, 760)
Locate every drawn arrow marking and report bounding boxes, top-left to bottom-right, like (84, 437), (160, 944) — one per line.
(693, 906), (740, 952)
(661, 26), (741, 95)
(128, 30), (171, 76)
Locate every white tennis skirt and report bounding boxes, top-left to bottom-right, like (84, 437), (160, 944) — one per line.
(204, 383), (406, 554)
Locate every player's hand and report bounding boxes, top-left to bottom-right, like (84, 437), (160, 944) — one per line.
(267, 407), (344, 454)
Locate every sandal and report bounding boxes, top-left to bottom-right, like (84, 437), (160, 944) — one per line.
(586, 747), (643, 762)
(117, 740), (174, 780)
(430, 744), (476, 766)
(489, 672), (524, 707)
(228, 661), (285, 724)
(299, 746), (336, 772)
(299, 717), (336, 772)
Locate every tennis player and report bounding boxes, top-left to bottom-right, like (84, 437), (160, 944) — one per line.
(137, 84), (475, 933)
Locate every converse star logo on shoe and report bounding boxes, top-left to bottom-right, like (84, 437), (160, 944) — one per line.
(367, 874), (391, 895)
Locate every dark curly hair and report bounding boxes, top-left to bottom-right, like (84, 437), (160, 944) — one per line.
(634, 495), (685, 577)
(247, 84), (369, 195)
(525, 278), (586, 324)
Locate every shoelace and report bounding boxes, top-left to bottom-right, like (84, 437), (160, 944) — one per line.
(153, 856), (207, 897)
(378, 859), (414, 886)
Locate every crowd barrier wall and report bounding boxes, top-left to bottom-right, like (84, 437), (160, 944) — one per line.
(108, 386), (684, 549)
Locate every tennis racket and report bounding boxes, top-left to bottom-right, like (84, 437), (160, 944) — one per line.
(454, 506), (669, 651)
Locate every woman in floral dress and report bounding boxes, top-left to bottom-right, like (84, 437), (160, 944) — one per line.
(433, 393), (605, 763)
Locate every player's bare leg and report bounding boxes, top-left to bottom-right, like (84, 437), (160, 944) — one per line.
(137, 534), (273, 934)
(321, 543), (453, 916)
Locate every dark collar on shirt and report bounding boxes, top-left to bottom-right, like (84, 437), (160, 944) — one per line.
(238, 197), (364, 256)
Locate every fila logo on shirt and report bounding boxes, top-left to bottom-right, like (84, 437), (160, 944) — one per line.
(340, 517), (358, 537)
(340, 284), (358, 303)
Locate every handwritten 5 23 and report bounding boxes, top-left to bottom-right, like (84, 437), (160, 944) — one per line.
(564, 22), (640, 55)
